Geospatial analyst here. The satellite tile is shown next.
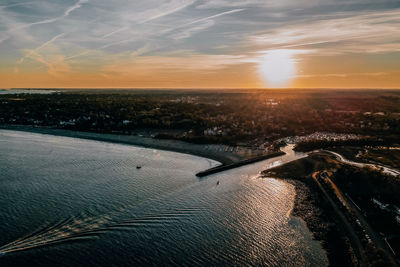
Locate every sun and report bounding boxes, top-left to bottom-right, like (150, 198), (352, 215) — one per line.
(259, 50), (296, 87)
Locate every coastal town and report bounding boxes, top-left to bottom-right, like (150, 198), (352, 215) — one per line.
(0, 89), (398, 149)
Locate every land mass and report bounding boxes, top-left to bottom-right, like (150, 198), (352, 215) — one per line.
(1, 89), (399, 148)
(1, 88), (400, 266)
(263, 152), (400, 266)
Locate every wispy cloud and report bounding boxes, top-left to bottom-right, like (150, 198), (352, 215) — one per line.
(67, 7), (244, 60)
(296, 71), (391, 78)
(140, 0), (196, 23)
(172, 20), (215, 40)
(179, 8), (245, 28)
(249, 9), (400, 54)
(102, 54), (246, 75)
(196, 0), (266, 9)
(15, 32), (68, 77)
(5, 0), (89, 33)
(1, 0), (399, 88)
(64, 0), (88, 17)
(165, 8), (245, 40)
(18, 32), (65, 64)
(0, 2), (34, 9)
(102, 27), (128, 38)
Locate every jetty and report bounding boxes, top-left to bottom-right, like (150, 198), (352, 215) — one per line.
(196, 151), (285, 177)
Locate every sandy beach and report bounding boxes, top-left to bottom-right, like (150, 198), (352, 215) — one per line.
(0, 125), (249, 165)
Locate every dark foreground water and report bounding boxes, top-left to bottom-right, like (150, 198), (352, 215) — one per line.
(0, 130), (327, 266)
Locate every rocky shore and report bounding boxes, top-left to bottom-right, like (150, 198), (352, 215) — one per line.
(262, 156), (359, 266)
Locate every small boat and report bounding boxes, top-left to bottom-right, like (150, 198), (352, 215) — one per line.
(136, 166), (142, 169)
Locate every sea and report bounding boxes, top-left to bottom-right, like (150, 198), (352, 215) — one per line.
(0, 130), (328, 266)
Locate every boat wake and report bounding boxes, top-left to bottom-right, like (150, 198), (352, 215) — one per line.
(0, 208), (201, 255)
(0, 215), (112, 255)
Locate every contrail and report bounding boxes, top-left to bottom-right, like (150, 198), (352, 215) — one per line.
(141, 0), (196, 24)
(17, 33), (65, 64)
(35, 33), (65, 51)
(67, 8), (245, 61)
(64, 0), (89, 17)
(8, 0), (89, 32)
(102, 27), (128, 38)
(180, 9), (245, 28)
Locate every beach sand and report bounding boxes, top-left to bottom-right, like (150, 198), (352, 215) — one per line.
(0, 125), (249, 165)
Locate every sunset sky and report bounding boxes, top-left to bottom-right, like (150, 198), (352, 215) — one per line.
(1, 0), (399, 88)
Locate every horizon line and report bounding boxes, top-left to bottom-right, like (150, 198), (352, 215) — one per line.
(3, 87), (400, 90)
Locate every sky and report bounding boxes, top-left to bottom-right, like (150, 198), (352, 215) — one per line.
(0, 0), (399, 88)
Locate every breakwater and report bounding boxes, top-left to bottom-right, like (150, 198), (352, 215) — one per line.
(196, 151), (286, 177)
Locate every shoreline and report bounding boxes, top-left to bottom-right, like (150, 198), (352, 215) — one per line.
(262, 157), (359, 266)
(0, 125), (265, 166)
(1, 125), (336, 264)
(286, 178), (358, 266)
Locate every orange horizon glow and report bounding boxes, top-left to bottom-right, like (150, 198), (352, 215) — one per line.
(1, 1), (399, 89)
(2, 49), (400, 89)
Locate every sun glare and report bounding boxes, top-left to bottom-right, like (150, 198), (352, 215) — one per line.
(259, 50), (296, 87)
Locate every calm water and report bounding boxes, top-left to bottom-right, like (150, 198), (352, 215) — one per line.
(0, 130), (328, 266)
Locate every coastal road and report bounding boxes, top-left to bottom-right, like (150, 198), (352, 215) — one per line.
(319, 172), (398, 263)
(314, 171), (398, 266)
(311, 172), (367, 265)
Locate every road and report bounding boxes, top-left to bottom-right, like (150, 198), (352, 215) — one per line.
(313, 171), (399, 266)
(311, 172), (367, 265)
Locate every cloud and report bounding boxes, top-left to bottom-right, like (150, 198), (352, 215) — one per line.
(4, 0), (89, 33)
(21, 47), (71, 78)
(140, 0), (196, 23)
(171, 20), (215, 40)
(196, 0), (267, 9)
(296, 72), (390, 78)
(102, 54), (246, 75)
(18, 32), (65, 64)
(196, 0), (400, 9)
(102, 27), (128, 38)
(66, 6), (245, 60)
(15, 32), (70, 78)
(179, 8), (244, 27)
(1, 0), (399, 88)
(0, 2), (34, 9)
(249, 9), (400, 54)
(165, 8), (245, 40)
(64, 0), (88, 17)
